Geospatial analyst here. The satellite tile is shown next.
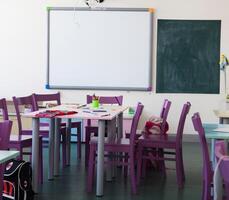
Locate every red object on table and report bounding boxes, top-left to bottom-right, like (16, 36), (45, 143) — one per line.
(35, 110), (77, 118)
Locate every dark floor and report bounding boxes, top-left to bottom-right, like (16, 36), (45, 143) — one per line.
(34, 143), (202, 200)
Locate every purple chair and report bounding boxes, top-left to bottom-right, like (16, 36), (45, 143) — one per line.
(85, 95), (123, 166)
(87, 102), (144, 194)
(0, 120), (13, 200)
(192, 112), (213, 200)
(0, 120), (13, 150)
(137, 102), (191, 188)
(32, 92), (82, 164)
(215, 141), (229, 200)
(0, 97), (43, 183)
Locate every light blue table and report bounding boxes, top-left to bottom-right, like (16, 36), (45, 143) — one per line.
(203, 123), (229, 167)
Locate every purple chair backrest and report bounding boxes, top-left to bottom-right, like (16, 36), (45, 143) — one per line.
(86, 95), (123, 105)
(192, 113), (212, 182)
(176, 102), (191, 145)
(0, 120), (13, 150)
(0, 98), (9, 120)
(160, 99), (171, 134)
(129, 102), (144, 148)
(215, 141), (226, 162)
(12, 95), (34, 136)
(32, 92), (61, 111)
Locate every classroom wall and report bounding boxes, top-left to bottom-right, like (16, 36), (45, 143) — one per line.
(1, 0), (229, 134)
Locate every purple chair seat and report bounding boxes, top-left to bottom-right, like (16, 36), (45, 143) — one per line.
(138, 133), (177, 148)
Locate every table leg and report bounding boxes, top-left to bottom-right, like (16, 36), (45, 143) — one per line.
(32, 118), (40, 192)
(48, 118), (55, 180)
(54, 118), (61, 176)
(66, 119), (72, 166)
(106, 119), (116, 181)
(211, 138), (216, 169)
(96, 120), (105, 197)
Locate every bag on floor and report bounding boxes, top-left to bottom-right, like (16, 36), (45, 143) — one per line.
(3, 159), (34, 200)
(144, 115), (169, 134)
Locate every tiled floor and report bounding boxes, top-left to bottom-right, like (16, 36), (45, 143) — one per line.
(34, 142), (202, 200)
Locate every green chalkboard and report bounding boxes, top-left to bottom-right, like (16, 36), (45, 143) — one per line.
(156, 20), (221, 93)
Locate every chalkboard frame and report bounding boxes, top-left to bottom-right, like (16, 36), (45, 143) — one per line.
(156, 19), (221, 94)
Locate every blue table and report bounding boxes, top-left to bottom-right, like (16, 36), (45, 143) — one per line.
(203, 123), (229, 167)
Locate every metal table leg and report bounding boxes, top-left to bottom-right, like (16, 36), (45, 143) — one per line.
(32, 118), (40, 192)
(48, 118), (55, 180)
(96, 120), (105, 197)
(66, 119), (72, 166)
(54, 118), (61, 176)
(211, 138), (216, 169)
(106, 118), (116, 181)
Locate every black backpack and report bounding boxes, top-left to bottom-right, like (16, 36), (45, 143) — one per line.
(3, 159), (34, 200)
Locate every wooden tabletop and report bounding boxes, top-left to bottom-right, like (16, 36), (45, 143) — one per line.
(213, 110), (229, 118)
(23, 104), (128, 121)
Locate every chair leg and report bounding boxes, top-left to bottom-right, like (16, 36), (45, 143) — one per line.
(204, 179), (211, 200)
(137, 145), (143, 184)
(178, 148), (185, 182)
(176, 149), (184, 188)
(130, 153), (137, 194)
(62, 133), (67, 168)
(142, 159), (147, 178)
(201, 179), (205, 200)
(85, 129), (91, 167)
(87, 144), (95, 192)
(124, 153), (128, 177)
(77, 125), (81, 159)
(19, 147), (23, 160)
(158, 148), (166, 176)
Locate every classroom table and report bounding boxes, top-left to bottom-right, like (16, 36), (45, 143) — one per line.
(203, 123), (229, 168)
(23, 104), (127, 196)
(0, 150), (19, 200)
(214, 109), (229, 124)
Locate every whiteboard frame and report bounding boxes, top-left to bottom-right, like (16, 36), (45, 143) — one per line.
(46, 7), (153, 91)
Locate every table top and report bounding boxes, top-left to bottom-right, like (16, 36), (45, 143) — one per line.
(203, 123), (229, 139)
(0, 150), (19, 164)
(23, 104), (128, 120)
(213, 110), (229, 118)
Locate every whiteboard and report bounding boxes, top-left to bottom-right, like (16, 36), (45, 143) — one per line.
(47, 7), (153, 91)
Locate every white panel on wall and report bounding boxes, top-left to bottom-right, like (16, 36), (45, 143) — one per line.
(48, 8), (153, 91)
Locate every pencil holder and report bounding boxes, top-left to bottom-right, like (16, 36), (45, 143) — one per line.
(92, 100), (99, 108)
(128, 107), (135, 115)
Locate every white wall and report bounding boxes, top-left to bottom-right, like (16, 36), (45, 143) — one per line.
(1, 0), (229, 134)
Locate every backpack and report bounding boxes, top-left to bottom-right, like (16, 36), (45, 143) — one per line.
(144, 115), (169, 134)
(3, 159), (34, 200)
